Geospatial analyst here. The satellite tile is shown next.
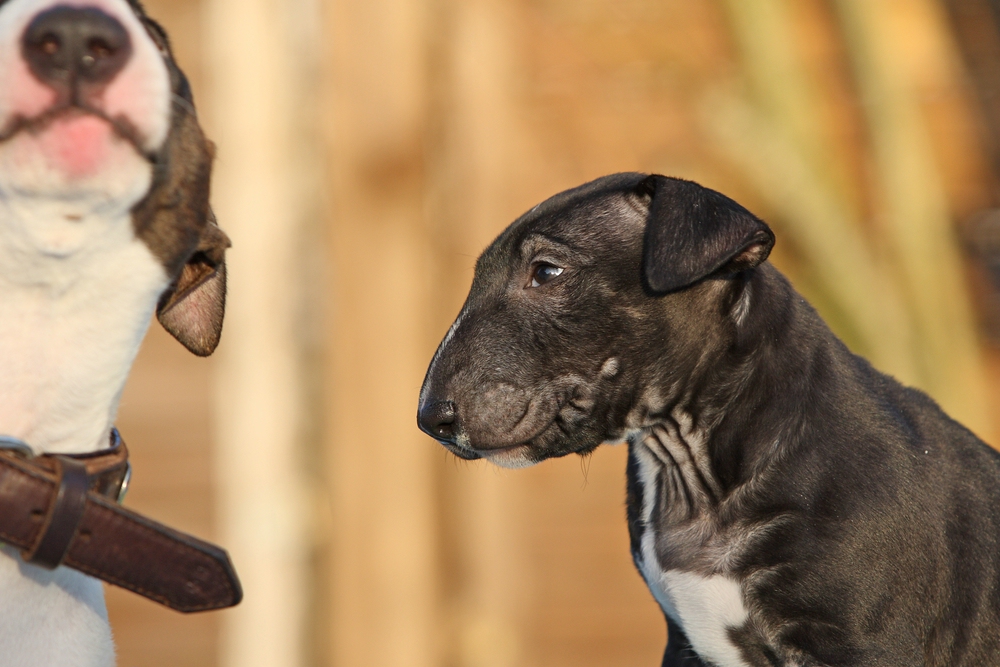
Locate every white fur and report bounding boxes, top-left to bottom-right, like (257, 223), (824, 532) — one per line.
(633, 442), (751, 667)
(0, 545), (115, 667)
(440, 310), (465, 352)
(0, 203), (168, 454)
(0, 0), (172, 664)
(733, 283), (752, 327)
(420, 310), (465, 408)
(658, 569), (750, 667)
(480, 444), (534, 469)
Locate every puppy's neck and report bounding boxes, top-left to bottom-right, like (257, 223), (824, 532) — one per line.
(630, 266), (837, 491)
(701, 266), (846, 487)
(0, 201), (169, 455)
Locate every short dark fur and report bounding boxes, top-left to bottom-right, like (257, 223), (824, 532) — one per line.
(124, 1), (230, 356)
(419, 173), (1000, 666)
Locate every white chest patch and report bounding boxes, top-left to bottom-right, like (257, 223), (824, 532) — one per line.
(0, 204), (168, 453)
(639, 558), (751, 667)
(633, 442), (751, 667)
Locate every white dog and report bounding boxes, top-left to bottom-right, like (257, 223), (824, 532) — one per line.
(0, 0), (229, 664)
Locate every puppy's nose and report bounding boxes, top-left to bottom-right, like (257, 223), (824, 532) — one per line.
(23, 6), (132, 92)
(418, 400), (458, 443)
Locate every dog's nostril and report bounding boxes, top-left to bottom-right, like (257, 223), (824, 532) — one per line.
(88, 38), (114, 59)
(23, 6), (132, 91)
(40, 35), (60, 56)
(418, 400), (458, 442)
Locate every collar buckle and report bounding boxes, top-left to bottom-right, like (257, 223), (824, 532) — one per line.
(0, 436), (33, 459)
(0, 429), (131, 505)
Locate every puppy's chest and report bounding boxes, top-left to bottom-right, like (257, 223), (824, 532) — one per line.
(628, 433), (757, 667)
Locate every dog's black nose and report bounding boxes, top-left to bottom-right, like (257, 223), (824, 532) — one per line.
(418, 400), (458, 442)
(23, 6), (132, 92)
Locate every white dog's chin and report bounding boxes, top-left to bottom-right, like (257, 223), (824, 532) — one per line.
(0, 116), (154, 250)
(0, 113), (150, 187)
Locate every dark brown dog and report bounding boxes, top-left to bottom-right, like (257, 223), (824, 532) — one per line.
(420, 173), (1000, 666)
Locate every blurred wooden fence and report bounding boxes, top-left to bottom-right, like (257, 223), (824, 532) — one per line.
(111, 1), (1000, 666)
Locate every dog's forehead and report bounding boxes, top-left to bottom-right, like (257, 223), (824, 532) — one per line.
(517, 171), (648, 232)
(479, 172), (649, 267)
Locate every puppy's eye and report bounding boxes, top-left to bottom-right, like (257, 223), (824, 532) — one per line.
(529, 263), (564, 288)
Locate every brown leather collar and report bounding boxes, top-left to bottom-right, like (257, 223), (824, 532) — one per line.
(0, 429), (242, 613)
(22, 429), (132, 503)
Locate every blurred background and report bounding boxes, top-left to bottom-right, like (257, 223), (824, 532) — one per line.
(111, 0), (1000, 665)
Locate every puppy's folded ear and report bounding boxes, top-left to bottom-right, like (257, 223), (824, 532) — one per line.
(156, 211), (231, 357)
(639, 175), (774, 294)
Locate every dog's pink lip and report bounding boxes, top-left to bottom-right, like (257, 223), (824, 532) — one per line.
(40, 113), (116, 178)
(0, 105), (151, 160)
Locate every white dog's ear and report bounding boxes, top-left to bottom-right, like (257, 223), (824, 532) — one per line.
(157, 213), (230, 356)
(638, 175), (774, 294)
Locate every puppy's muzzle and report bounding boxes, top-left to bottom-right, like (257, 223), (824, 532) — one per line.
(417, 399), (483, 460)
(23, 6), (132, 98)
